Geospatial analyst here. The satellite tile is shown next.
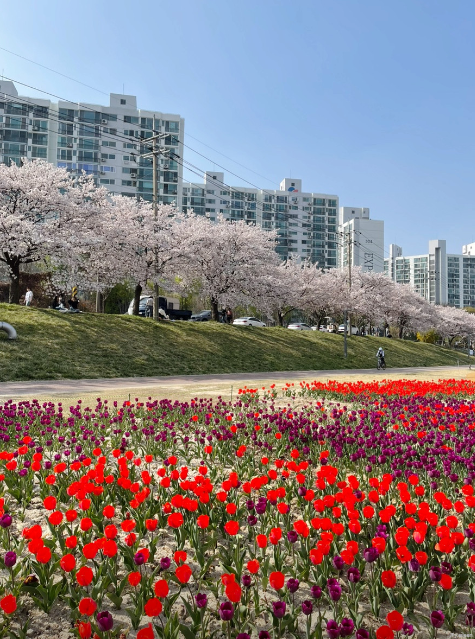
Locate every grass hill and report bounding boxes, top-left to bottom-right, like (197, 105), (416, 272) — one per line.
(0, 304), (470, 382)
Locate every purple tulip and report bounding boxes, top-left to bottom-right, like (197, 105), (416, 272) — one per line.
(311, 585), (322, 599)
(219, 602), (234, 621)
(237, 634), (251, 639)
(408, 558), (420, 573)
(466, 603), (475, 627)
(402, 623), (414, 636)
(160, 557), (171, 570)
(302, 600), (313, 615)
(329, 585), (342, 602)
(430, 611), (444, 629)
(133, 551), (145, 566)
(333, 555), (345, 570)
(356, 630), (369, 639)
(441, 561), (452, 574)
(195, 593), (207, 608)
(4, 551), (16, 568)
(363, 547), (378, 563)
(259, 633), (271, 639)
(429, 566), (442, 582)
(347, 567), (361, 583)
(272, 601), (287, 619)
(340, 618), (355, 637)
(241, 574), (252, 588)
(287, 530), (298, 543)
(286, 578), (299, 593)
(0, 514), (12, 529)
(96, 611), (114, 632)
(327, 620), (341, 639)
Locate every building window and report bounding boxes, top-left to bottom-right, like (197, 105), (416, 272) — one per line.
(120, 99), (126, 105)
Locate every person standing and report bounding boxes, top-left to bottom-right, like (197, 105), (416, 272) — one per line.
(146, 296), (153, 318)
(25, 288), (33, 306)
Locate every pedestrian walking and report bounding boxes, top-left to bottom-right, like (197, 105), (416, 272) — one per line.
(226, 308), (233, 324)
(25, 288), (33, 306)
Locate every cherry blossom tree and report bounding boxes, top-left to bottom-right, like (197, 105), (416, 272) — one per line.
(0, 160), (110, 303)
(178, 214), (278, 321)
(433, 305), (475, 346)
(53, 196), (194, 315)
(256, 258), (320, 326)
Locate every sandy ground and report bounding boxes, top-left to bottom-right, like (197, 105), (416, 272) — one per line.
(0, 365), (473, 405)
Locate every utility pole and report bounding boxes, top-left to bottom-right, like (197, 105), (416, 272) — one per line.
(138, 116), (167, 321)
(343, 228), (353, 357)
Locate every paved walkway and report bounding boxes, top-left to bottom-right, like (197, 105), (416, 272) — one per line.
(0, 366), (470, 402)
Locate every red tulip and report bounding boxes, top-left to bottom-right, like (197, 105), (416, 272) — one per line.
(128, 572), (141, 587)
(167, 513), (184, 529)
(224, 521), (239, 536)
(144, 598), (163, 617)
(387, 611), (404, 631)
(0, 594), (16, 614)
(376, 627), (394, 639)
(175, 564), (192, 584)
(197, 515), (209, 529)
(77, 621), (92, 639)
(78, 597), (97, 616)
(137, 624), (155, 639)
(154, 579), (169, 598)
(247, 560), (260, 574)
(225, 581), (242, 603)
(60, 554), (76, 572)
(76, 566), (94, 587)
(381, 570), (397, 588)
(269, 571), (285, 590)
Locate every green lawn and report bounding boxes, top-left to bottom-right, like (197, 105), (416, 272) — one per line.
(0, 304), (470, 381)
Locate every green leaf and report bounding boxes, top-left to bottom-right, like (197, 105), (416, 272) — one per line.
(179, 624), (197, 639)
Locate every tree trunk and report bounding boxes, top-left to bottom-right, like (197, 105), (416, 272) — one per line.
(95, 291), (103, 313)
(133, 284), (142, 316)
(211, 298), (220, 321)
(8, 260), (21, 304)
(398, 324), (404, 339)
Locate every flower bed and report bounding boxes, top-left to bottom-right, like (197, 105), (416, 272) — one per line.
(0, 383), (475, 638)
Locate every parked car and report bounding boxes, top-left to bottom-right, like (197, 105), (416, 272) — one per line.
(189, 310), (212, 322)
(327, 324), (337, 333)
(288, 323), (313, 331)
(233, 317), (266, 327)
(312, 325), (328, 331)
(338, 324), (360, 335)
(127, 296), (192, 320)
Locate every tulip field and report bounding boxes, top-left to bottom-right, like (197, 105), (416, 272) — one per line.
(2, 380), (475, 638)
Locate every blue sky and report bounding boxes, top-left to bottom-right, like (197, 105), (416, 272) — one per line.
(1, 0), (474, 255)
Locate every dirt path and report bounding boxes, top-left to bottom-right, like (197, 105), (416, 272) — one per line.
(0, 365), (473, 404)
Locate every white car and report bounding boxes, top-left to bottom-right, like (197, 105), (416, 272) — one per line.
(338, 324), (360, 335)
(233, 317), (266, 327)
(288, 323), (313, 331)
(311, 325), (328, 331)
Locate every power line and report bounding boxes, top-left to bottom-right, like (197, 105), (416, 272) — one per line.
(0, 48), (282, 187)
(1, 75), (335, 224)
(0, 81), (348, 261)
(0, 50), (109, 96)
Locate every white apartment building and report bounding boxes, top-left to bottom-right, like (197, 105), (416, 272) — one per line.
(385, 239), (475, 308)
(0, 80), (184, 205)
(182, 173), (339, 266)
(338, 207), (385, 273)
